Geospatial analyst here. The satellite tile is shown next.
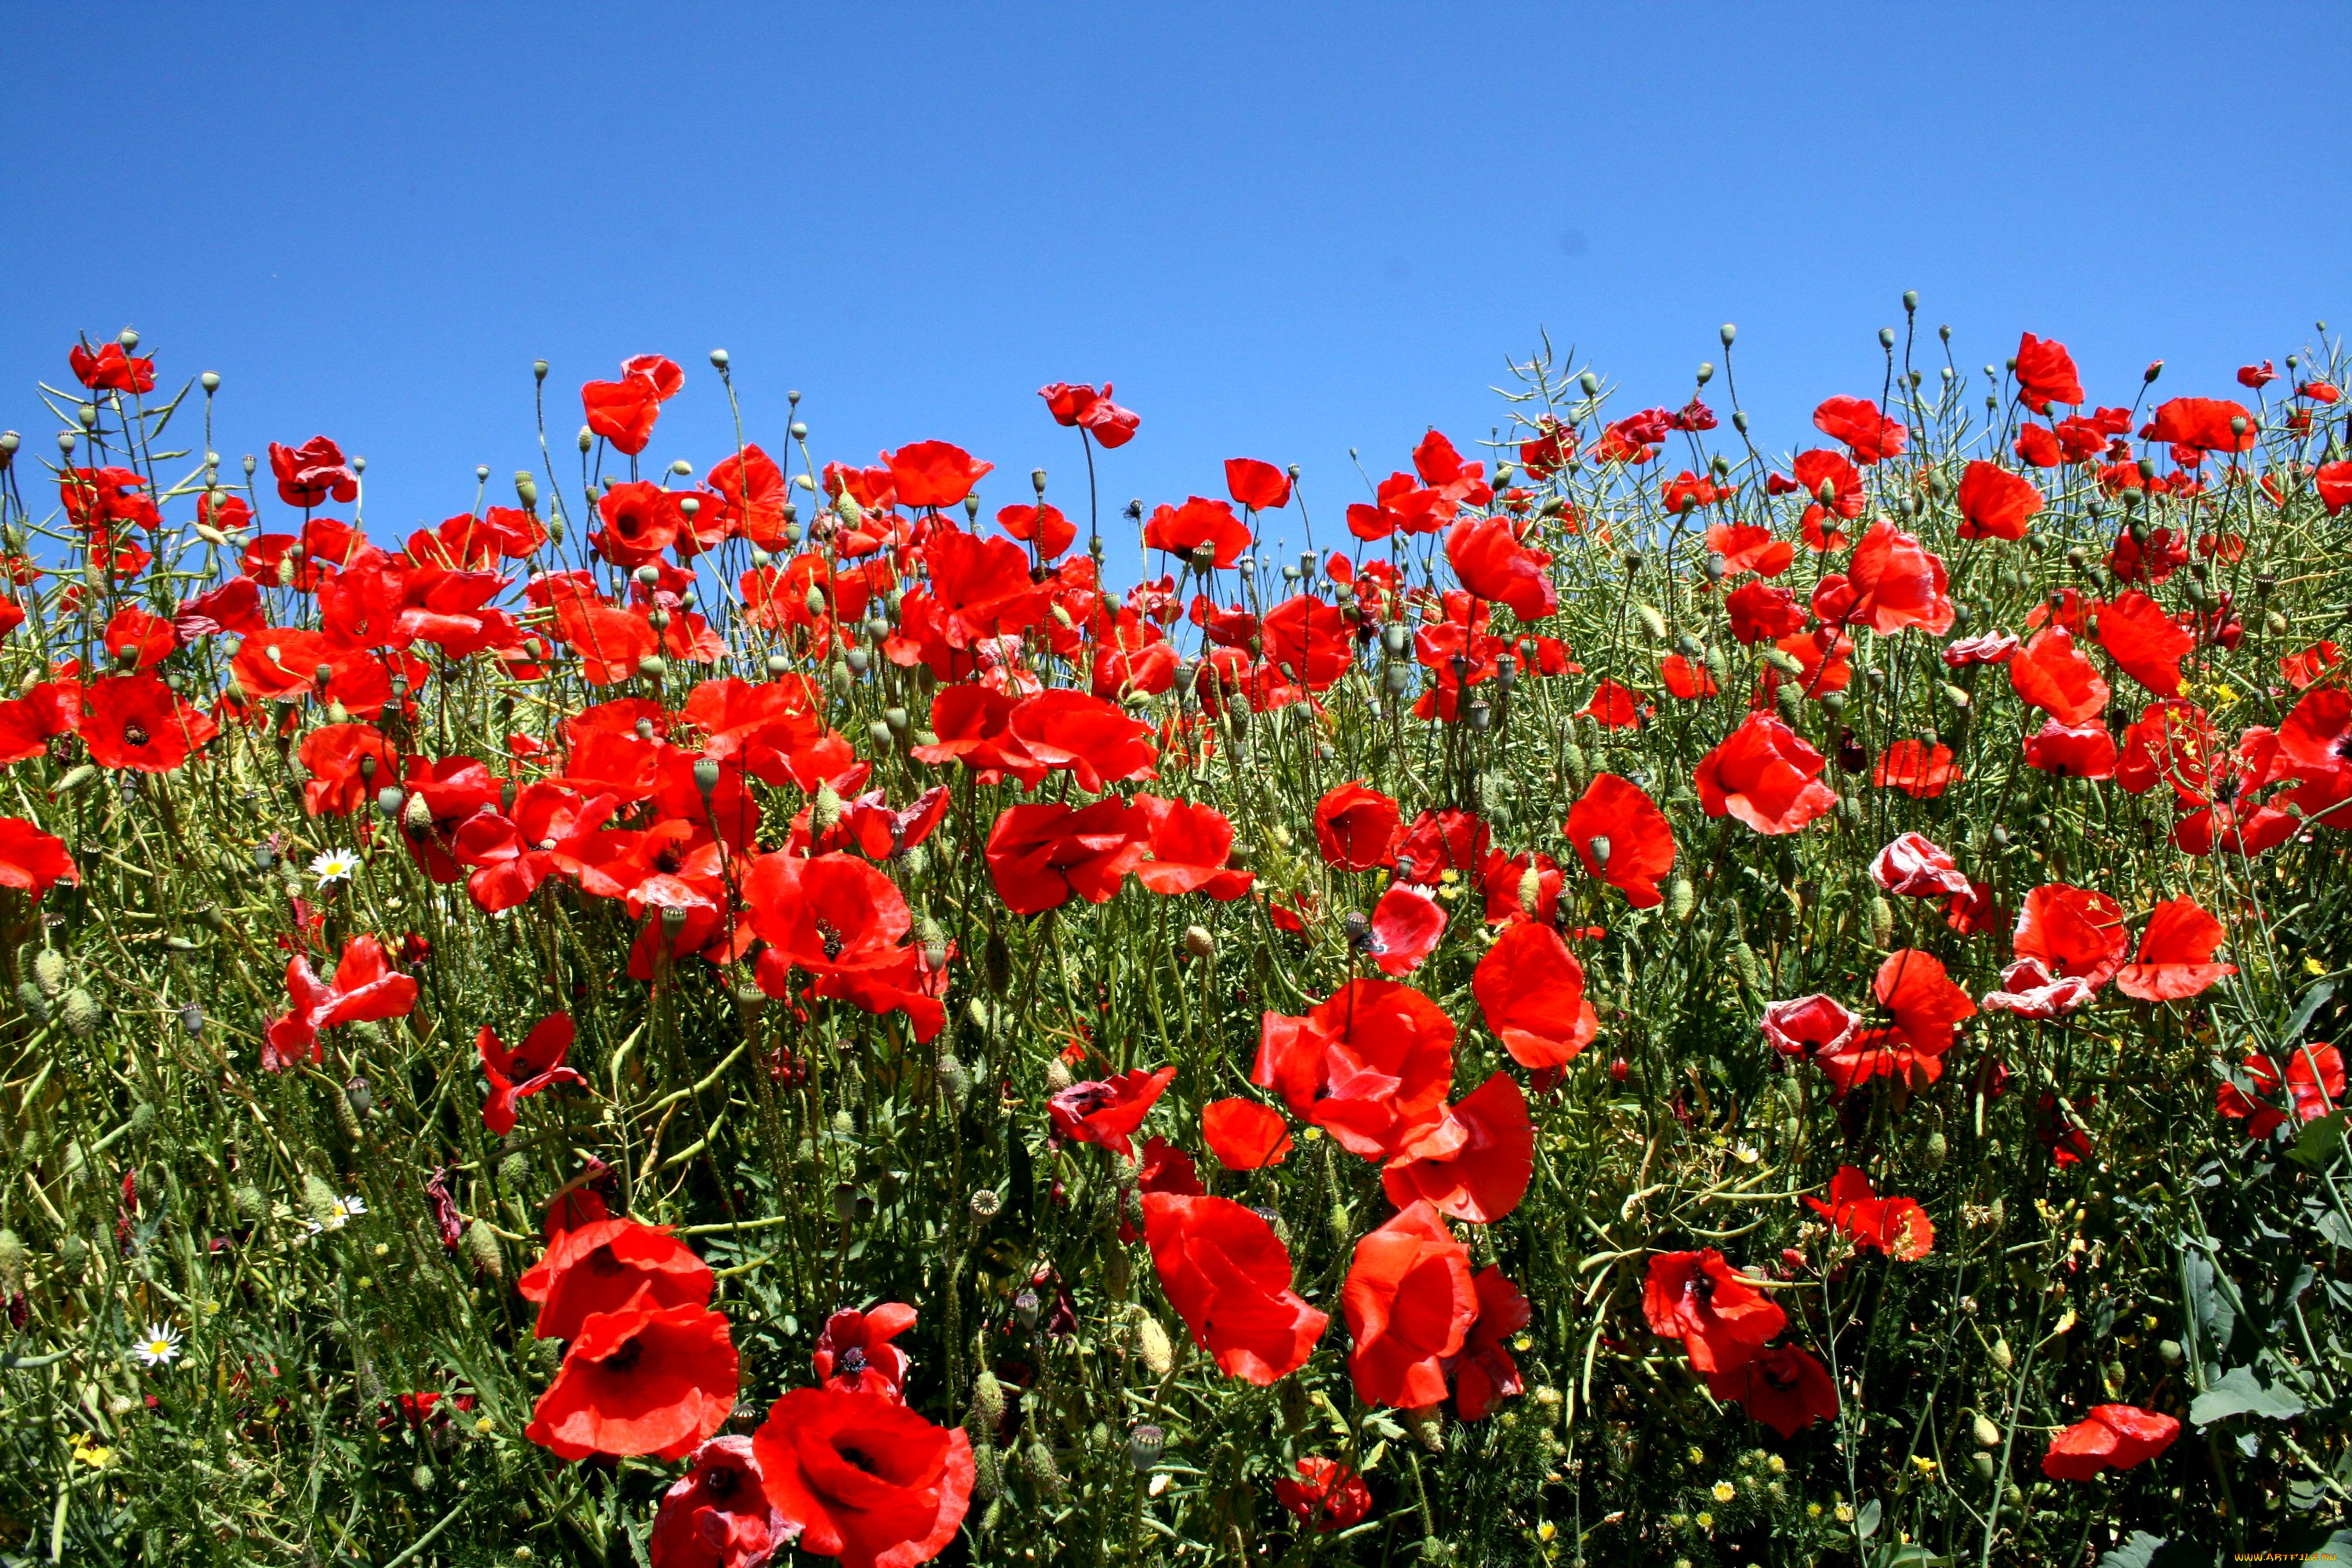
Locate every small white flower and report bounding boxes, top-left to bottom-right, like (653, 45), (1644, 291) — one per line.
(309, 849), (361, 887)
(304, 1194), (369, 1236)
(132, 1323), (182, 1369)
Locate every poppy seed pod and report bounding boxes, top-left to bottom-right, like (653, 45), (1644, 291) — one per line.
(1878, 328), (1896, 349)
(1128, 1423), (1165, 1470)
(691, 758), (720, 799)
(1695, 361), (1714, 387)
(1578, 372), (1600, 396)
(969, 1189), (1002, 1221)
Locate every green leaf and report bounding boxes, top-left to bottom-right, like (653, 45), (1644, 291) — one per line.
(2283, 976), (2338, 1045)
(1855, 1497), (1882, 1541)
(2189, 1363), (2307, 1425)
(2285, 1108), (2350, 1171)
(2094, 1535), (2167, 1568)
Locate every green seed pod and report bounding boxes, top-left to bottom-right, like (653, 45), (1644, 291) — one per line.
(463, 1218), (505, 1283)
(1136, 1316), (1174, 1379)
(1103, 1247), (1132, 1299)
(0, 1229), (27, 1294)
(30, 949), (68, 997)
(1634, 604), (1668, 643)
(57, 988), (101, 1040)
(2158, 1339), (2183, 1366)
(1022, 1439), (1065, 1501)
(1970, 1451), (1996, 1481)
(302, 1174), (340, 1226)
(1704, 647), (1729, 692)
(1669, 877), (1696, 923)
(14, 982), (49, 1025)
(935, 1054), (969, 1107)
(1973, 1414), (2002, 1448)
(497, 1152), (530, 1191)
(1869, 897), (1894, 949)
(1328, 1200), (1354, 1252)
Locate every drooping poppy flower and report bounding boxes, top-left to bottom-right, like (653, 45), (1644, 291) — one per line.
(1201, 1098), (1294, 1170)
(2097, 590), (2194, 695)
(1144, 497), (1252, 568)
(1131, 795), (1253, 899)
(1724, 579), (1806, 644)
(751, 1388), (975, 1568)
(479, 1013), (585, 1135)
(268, 436), (360, 508)
(1007, 689), (1158, 793)
(1811, 395), (1906, 463)
(812, 1303), (918, 1400)
(1566, 773), (1675, 908)
(883, 441), (994, 510)
(1762, 995), (1857, 1060)
(2140, 397), (2256, 456)
(1343, 1200), (1477, 1408)
(1695, 713), (1838, 835)
(1048, 1066), (1177, 1160)
(1642, 1250), (1785, 1374)
(1980, 957), (2099, 1020)
(1813, 520), (1953, 636)
(649, 1436), (791, 1568)
(2009, 627), (2110, 726)
(2013, 884), (2129, 992)
(1873, 739), (1961, 799)
(1254, 978), (1457, 1159)
(0, 818), (78, 898)
(1365, 882), (1447, 976)
(2114, 898), (2235, 1002)
(1581, 678), (1649, 728)
(1472, 920), (1598, 1069)
(81, 672), (217, 771)
(1446, 515), (1556, 621)
(1225, 457), (1292, 511)
(263, 934), (419, 1072)
(1941, 631), (2020, 668)
(1038, 382), (1138, 448)
(1141, 1192), (1327, 1384)
(2013, 333), (2085, 412)
(1273, 1458), (1372, 1533)
(1705, 1344), (1838, 1439)
(983, 798), (1149, 915)
(1379, 1072), (1533, 1224)
(2219, 1044), (2344, 1139)
(2020, 720), (2118, 779)
(527, 1298), (739, 1462)
(1871, 833), (1970, 899)
(1312, 782), (1402, 871)
(520, 1218), (717, 1342)
(2042, 1406), (2180, 1482)
(1452, 1266), (1530, 1421)
(1802, 1167), (1933, 1261)
(1955, 460), (2042, 540)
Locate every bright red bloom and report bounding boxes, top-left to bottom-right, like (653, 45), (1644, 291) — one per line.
(1394, 808), (1490, 885)
(1446, 515), (1555, 621)
(69, 341), (156, 394)
(0, 818), (76, 898)
(1813, 520), (1953, 635)
(813, 1303), (918, 1400)
(1225, 457), (1292, 510)
(744, 852), (944, 1042)
(527, 1298), (738, 1462)
(1472, 920), (1598, 1069)
(2114, 898), (2235, 1002)
(650, 1436), (790, 1568)
(1453, 1267), (1530, 1421)
(2098, 590), (2194, 695)
(1706, 522), (1794, 579)
(521, 1218), (717, 1342)
(1871, 833), (1970, 898)
(1956, 460), (2042, 540)
(581, 355), (684, 456)
(2013, 333), (2084, 412)
(1874, 739), (1961, 799)
(593, 481), (684, 568)
(883, 441), (993, 510)
(2042, 1406), (2180, 1482)
(1804, 1167), (1934, 1261)
(2013, 884), (2129, 992)
(2278, 684), (2352, 776)
(2009, 626), (2110, 725)
(984, 798), (1149, 915)
(1642, 1250), (1784, 1374)
(1144, 496), (1251, 569)
(1380, 1072), (1533, 1224)
(995, 502), (1075, 561)
(1261, 593), (1352, 690)
(2021, 720), (2118, 779)
(81, 672), (216, 771)
(1812, 395), (1906, 463)
(1254, 978), (1456, 1160)
(753, 1388), (974, 1568)
(297, 722), (401, 817)
(263, 935), (418, 1073)
(1705, 1344), (1838, 1439)
(1132, 794), (1253, 899)
(1274, 1458), (1372, 1533)
(2140, 397), (2256, 456)
(1871, 948), (1976, 1054)
(1695, 713), (1838, 835)
(1201, 1098), (1294, 1170)
(1762, 995), (1857, 1060)
(1343, 1200), (1477, 1408)
(1038, 382), (1138, 448)
(1724, 579), (1806, 645)
(478, 1013), (584, 1136)
(1142, 1192), (1327, 1384)
(2220, 1044), (2344, 1139)
(1660, 653), (1717, 699)
(1582, 678), (1649, 728)
(268, 436), (359, 507)
(1008, 690), (1157, 793)
(1565, 772), (1675, 908)
(1312, 782), (1401, 871)
(102, 606), (176, 670)
(1048, 1065), (1177, 1160)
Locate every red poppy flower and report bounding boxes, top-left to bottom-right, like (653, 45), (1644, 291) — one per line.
(2042, 1406), (2180, 1482)
(296, 722), (401, 817)
(1870, 948), (1977, 1054)
(1873, 739), (1961, 799)
(100, 606), (176, 670)
(1446, 515), (1555, 621)
(1312, 782), (1402, 871)
(2113, 898), (2234, 1002)
(81, 672), (217, 771)
(2009, 626), (2110, 725)
(520, 1218), (717, 1342)
(1956, 460), (2042, 540)
(1273, 1458), (1372, 1533)
(69, 341), (156, 394)
(1811, 395), (1906, 463)
(1814, 520), (1953, 635)
(1038, 382), (1138, 448)
(1724, 579), (1805, 645)
(1695, 713), (1838, 835)
(2318, 460), (2352, 517)
(1472, 920), (1598, 1069)
(1254, 978), (1457, 1159)
(1581, 678), (1649, 728)
(1131, 795), (1252, 899)
(993, 502), (1075, 563)
(2219, 1044), (2344, 1138)
(1761, 995), (1856, 1060)
(909, 685), (1041, 786)
(1981, 957), (2097, 1020)
(1007, 690), (1157, 793)
(984, 798), (1149, 915)
(883, 441), (994, 510)
(2140, 397), (2256, 456)
(752, 1388), (973, 1568)
(1394, 808), (1490, 884)
(1871, 833), (1970, 898)
(2096, 590), (2194, 695)
(2279, 684), (2352, 777)
(1366, 882), (1446, 976)
(1259, 593), (1352, 690)
(477, 1013), (584, 1136)
(1201, 1098), (1294, 1170)
(2013, 333), (2084, 412)
(0, 818), (75, 898)
(1141, 1192), (1327, 1384)
(2020, 719), (2118, 779)
(1660, 653), (1717, 699)
(263, 934), (419, 1073)
(1566, 773), (1675, 908)
(1803, 1167), (1933, 1261)
(1225, 457), (1292, 511)
(1642, 1250), (1784, 1374)
(527, 1298), (738, 1462)
(1705, 1344), (1838, 1439)
(2013, 884), (2129, 991)
(1343, 1200), (1477, 1408)
(813, 1303), (918, 1400)
(268, 436), (359, 508)
(1048, 1065), (1176, 1160)
(592, 481), (683, 568)
(1942, 632), (2019, 668)
(650, 1436), (791, 1568)
(1380, 1072), (1533, 1224)
(1479, 848), (1562, 926)
(582, 356), (684, 456)
(1450, 1266), (1530, 1421)
(1144, 496), (1251, 569)
(1705, 521), (1794, 579)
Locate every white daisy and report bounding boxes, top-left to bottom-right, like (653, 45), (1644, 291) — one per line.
(309, 849), (361, 887)
(131, 1323), (181, 1369)
(304, 1194), (369, 1236)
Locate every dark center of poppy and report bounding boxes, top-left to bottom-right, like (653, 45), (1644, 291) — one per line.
(702, 1464), (741, 1498)
(654, 844), (683, 874)
(586, 1246), (625, 1277)
(837, 1345), (868, 1374)
(836, 1443), (881, 1477)
(816, 920), (845, 961)
(122, 720), (151, 748)
(601, 1338), (642, 1375)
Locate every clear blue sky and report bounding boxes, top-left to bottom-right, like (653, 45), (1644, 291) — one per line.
(4, 3), (2345, 561)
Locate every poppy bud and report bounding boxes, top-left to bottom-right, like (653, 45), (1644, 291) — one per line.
(1183, 924), (1215, 960)
(983, 929), (1012, 995)
(0, 1230), (23, 1298)
(1670, 877), (1696, 923)
(330, 1080), (364, 1142)
(1137, 1315), (1175, 1377)
(576, 426), (593, 453)
(1635, 604), (1668, 643)
(463, 1219), (504, 1283)
(58, 988), (100, 1040)
(1403, 1405), (1446, 1454)
(1732, 942), (1761, 996)
(1045, 1058), (1074, 1094)
(811, 783), (844, 835)
(2144, 361), (2163, 383)
(765, 653), (791, 678)
(1991, 1337), (2014, 1372)
(30, 949), (67, 997)
(637, 655), (668, 682)
(1870, 897), (1894, 949)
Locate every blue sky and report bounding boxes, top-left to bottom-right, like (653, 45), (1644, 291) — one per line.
(3, 3), (2345, 564)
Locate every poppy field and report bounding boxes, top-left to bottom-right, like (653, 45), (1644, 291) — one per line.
(4, 310), (2352, 1566)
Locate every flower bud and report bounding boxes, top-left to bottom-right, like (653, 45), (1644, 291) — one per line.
(463, 1218), (505, 1283)
(1137, 1316), (1174, 1378)
(58, 988), (100, 1040)
(30, 949), (67, 997)
(1183, 924), (1215, 960)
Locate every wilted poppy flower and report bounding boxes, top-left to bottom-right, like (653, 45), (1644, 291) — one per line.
(521, 1218), (716, 1342)
(1343, 1200), (1477, 1407)
(264, 934), (419, 1072)
(2042, 1406), (2180, 1482)
(1039, 382), (1138, 448)
(2219, 1044), (2344, 1138)
(2097, 590), (2194, 695)
(2009, 627), (2110, 726)
(1871, 833), (1970, 898)
(1803, 1167), (1933, 1261)
(0, 818), (78, 898)
(984, 798), (1149, 915)
(1254, 978), (1457, 1159)
(1941, 632), (2019, 667)
(82, 672), (217, 772)
(1980, 958), (2097, 1020)
(1273, 1457), (1372, 1532)
(1956, 460), (2042, 540)
(1642, 1250), (1784, 1374)
(268, 436), (360, 508)
(1446, 515), (1556, 621)
(1705, 1342), (1838, 1439)
(1873, 739), (1961, 799)
(1812, 395), (1906, 463)
(2013, 884), (2129, 992)
(1312, 782), (1402, 871)
(883, 441), (994, 510)
(2114, 898), (2234, 1001)
(812, 1303), (917, 1400)
(1048, 1065), (1177, 1160)
(478, 1013), (584, 1135)
(649, 1436), (791, 1568)
(752, 1388), (974, 1568)
(1201, 1098), (1293, 1170)
(2020, 719), (2118, 779)
(527, 1298), (739, 1461)
(1696, 713), (1838, 835)
(1565, 773), (1675, 908)
(1472, 920), (1598, 1069)
(1225, 457), (1292, 511)
(1366, 882), (1446, 976)
(1380, 1072), (1533, 1224)
(1141, 1192), (1327, 1384)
